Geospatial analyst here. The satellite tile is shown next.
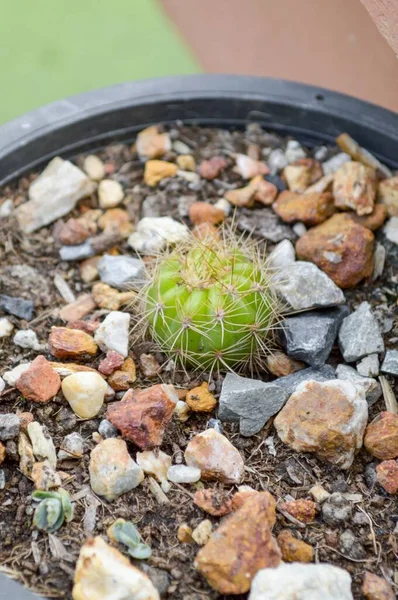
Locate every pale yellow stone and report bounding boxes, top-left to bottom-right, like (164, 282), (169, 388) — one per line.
(98, 179), (124, 209)
(62, 372), (107, 419)
(192, 519), (212, 545)
(136, 450), (172, 493)
(83, 155), (106, 181)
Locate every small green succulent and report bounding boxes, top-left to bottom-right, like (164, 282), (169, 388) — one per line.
(136, 227), (279, 374)
(108, 518), (152, 559)
(32, 489), (74, 532)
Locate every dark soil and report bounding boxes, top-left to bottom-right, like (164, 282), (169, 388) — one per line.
(0, 124), (397, 599)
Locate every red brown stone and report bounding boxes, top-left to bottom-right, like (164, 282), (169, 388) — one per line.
(16, 356), (61, 403)
(278, 499), (317, 523)
(273, 191), (335, 226)
(277, 529), (314, 563)
(199, 156), (228, 180)
(376, 460), (398, 494)
(333, 161), (377, 215)
(364, 412), (398, 460)
(57, 218), (91, 245)
(98, 350), (125, 376)
(189, 202), (225, 226)
(106, 383), (178, 449)
(193, 488), (233, 516)
(362, 571), (395, 600)
(49, 327), (98, 360)
(348, 203), (388, 231)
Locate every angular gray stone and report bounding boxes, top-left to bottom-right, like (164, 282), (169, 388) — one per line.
(268, 239), (295, 269)
(0, 414), (20, 441)
(336, 364), (381, 406)
(275, 365), (335, 397)
(322, 493), (352, 526)
(381, 349), (398, 376)
(273, 261), (345, 311)
(280, 306), (349, 368)
(338, 302), (384, 362)
(98, 419), (119, 439)
(59, 241), (94, 262)
(218, 373), (287, 436)
(97, 254), (145, 290)
(356, 354), (379, 378)
(0, 295), (34, 320)
(237, 208), (295, 243)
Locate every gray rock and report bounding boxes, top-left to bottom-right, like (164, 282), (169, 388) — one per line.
(97, 255), (145, 290)
(268, 148), (288, 174)
(338, 302), (384, 362)
(0, 470), (5, 490)
(336, 364), (382, 406)
(384, 216), (398, 245)
(58, 432), (84, 461)
(339, 529), (366, 560)
(356, 354), (379, 378)
(381, 349), (398, 376)
(275, 365), (335, 397)
(322, 152), (351, 175)
(59, 241), (94, 261)
(98, 419), (119, 439)
(16, 157), (95, 234)
(237, 208), (295, 243)
(280, 306), (349, 367)
(218, 373), (287, 436)
(207, 418), (223, 434)
(140, 565), (170, 596)
(322, 492), (352, 526)
(285, 140), (306, 163)
(0, 295), (34, 320)
(273, 262), (345, 311)
(0, 414), (20, 441)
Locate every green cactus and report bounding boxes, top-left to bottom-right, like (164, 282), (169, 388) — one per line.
(32, 489), (74, 532)
(108, 518), (152, 559)
(137, 228), (279, 374)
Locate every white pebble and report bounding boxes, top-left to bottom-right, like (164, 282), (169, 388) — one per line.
(0, 318), (14, 338)
(13, 329), (42, 351)
(292, 222), (307, 237)
(94, 311), (130, 358)
(173, 140), (191, 154)
(174, 400), (190, 422)
(384, 217), (398, 245)
(322, 152), (351, 175)
(128, 217), (190, 254)
(268, 149), (288, 174)
(98, 179), (124, 209)
(3, 363), (31, 386)
(62, 371), (107, 419)
(83, 155), (105, 181)
(0, 377), (5, 393)
(214, 197), (231, 216)
(0, 199), (13, 218)
(268, 240), (295, 269)
(285, 140), (306, 163)
(167, 465), (201, 483)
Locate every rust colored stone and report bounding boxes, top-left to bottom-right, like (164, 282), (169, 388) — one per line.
(177, 523), (194, 543)
(185, 429), (244, 484)
(348, 203), (388, 230)
(0, 441), (6, 465)
(273, 191), (335, 226)
(283, 158), (322, 193)
(364, 412), (398, 460)
(49, 327), (98, 360)
(378, 176), (398, 217)
(376, 460), (398, 494)
(333, 161), (376, 215)
(362, 571), (395, 600)
(107, 357), (137, 390)
(296, 213), (374, 288)
(66, 319), (100, 334)
(192, 222), (221, 241)
(98, 350), (125, 376)
(195, 492), (281, 595)
(266, 351), (304, 377)
(186, 382), (217, 413)
(59, 294), (96, 323)
(189, 202), (225, 226)
(16, 356), (61, 403)
(277, 529), (314, 563)
(194, 488), (233, 516)
(106, 384), (178, 449)
(279, 499), (317, 523)
(231, 487), (260, 511)
(144, 160), (178, 186)
(250, 176), (278, 205)
(58, 218), (91, 245)
(199, 156), (228, 180)
(92, 282), (135, 311)
(139, 354), (161, 378)
(98, 208), (133, 238)
(225, 184), (255, 207)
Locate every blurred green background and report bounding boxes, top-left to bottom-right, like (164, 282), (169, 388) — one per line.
(0, 0), (200, 124)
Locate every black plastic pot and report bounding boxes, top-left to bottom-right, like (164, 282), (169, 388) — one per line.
(0, 75), (397, 600)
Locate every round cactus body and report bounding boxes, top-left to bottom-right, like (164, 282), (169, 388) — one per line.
(142, 231), (278, 372)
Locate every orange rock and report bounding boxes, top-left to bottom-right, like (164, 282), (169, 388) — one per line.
(250, 176), (278, 205)
(362, 571), (395, 600)
(136, 125), (171, 159)
(234, 154), (269, 179)
(59, 294), (96, 322)
(195, 492), (281, 594)
(50, 362), (100, 377)
(186, 382), (217, 413)
(107, 357), (137, 391)
(0, 441), (6, 464)
(376, 460), (398, 494)
(283, 158), (322, 193)
(296, 213), (374, 288)
(58, 218), (91, 245)
(66, 319), (100, 335)
(333, 161), (376, 215)
(185, 429), (244, 484)
(364, 412), (398, 460)
(277, 530), (314, 563)
(98, 350), (124, 376)
(177, 523), (194, 543)
(92, 282), (135, 310)
(189, 202), (225, 226)
(139, 354), (161, 378)
(106, 384), (178, 449)
(144, 160), (178, 187)
(231, 487), (260, 511)
(378, 176), (398, 217)
(176, 154), (196, 171)
(266, 351), (304, 377)
(348, 203), (388, 231)
(16, 356), (61, 403)
(225, 184), (255, 208)
(273, 191), (335, 226)
(49, 327), (98, 360)
(98, 208), (133, 238)
(80, 256), (100, 283)
(199, 156), (228, 180)
(194, 488), (233, 516)
(279, 499), (317, 523)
